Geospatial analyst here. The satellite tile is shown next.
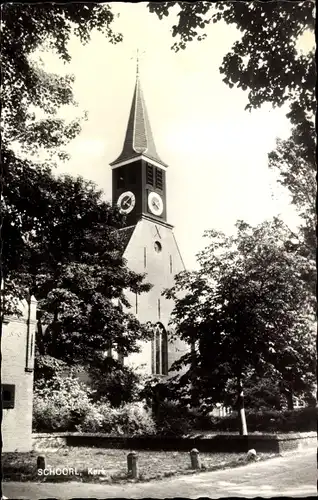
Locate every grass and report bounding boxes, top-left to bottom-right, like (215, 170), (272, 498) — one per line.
(2, 447), (278, 483)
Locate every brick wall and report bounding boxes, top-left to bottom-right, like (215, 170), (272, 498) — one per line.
(1, 298), (36, 452)
(32, 431), (317, 454)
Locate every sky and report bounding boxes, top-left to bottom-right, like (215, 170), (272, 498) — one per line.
(37, 2), (307, 270)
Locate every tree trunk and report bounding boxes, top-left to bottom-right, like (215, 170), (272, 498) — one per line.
(237, 378), (248, 435)
(190, 342), (199, 407)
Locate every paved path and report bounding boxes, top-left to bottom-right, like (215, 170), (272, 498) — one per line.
(2, 448), (317, 499)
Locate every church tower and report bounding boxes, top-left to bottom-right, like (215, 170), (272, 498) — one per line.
(110, 69), (187, 375)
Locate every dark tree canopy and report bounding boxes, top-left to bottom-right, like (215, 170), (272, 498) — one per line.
(1, 3), (122, 160)
(3, 159), (152, 367)
(1, 2), (121, 309)
(1, 4), (155, 375)
(148, 2), (315, 112)
(163, 219), (316, 412)
(149, 0), (316, 288)
(268, 118), (316, 263)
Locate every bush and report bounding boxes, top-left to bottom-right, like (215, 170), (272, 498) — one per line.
(111, 402), (156, 435)
(88, 360), (145, 407)
(34, 354), (69, 382)
(33, 375), (94, 432)
(78, 401), (156, 436)
(204, 406), (318, 433)
(33, 376), (156, 436)
(153, 400), (198, 437)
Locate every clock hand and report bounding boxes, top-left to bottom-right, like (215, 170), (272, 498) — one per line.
(122, 196), (132, 208)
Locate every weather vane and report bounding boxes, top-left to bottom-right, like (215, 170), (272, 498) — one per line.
(131, 48), (146, 78)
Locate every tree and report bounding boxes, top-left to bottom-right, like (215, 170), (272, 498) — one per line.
(148, 2), (314, 113)
(1, 4), (122, 161)
(148, 2), (316, 257)
(1, 4), (122, 309)
(163, 219), (315, 433)
(87, 356), (144, 407)
(268, 120), (316, 264)
(2, 158), (153, 372)
(1, 5), (153, 373)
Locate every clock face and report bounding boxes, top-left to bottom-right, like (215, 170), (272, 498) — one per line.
(117, 191), (136, 214)
(148, 192), (163, 216)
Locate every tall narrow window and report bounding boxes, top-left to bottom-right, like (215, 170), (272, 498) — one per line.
(146, 164), (154, 185)
(158, 298), (161, 320)
(144, 247), (147, 268)
(155, 168), (163, 190)
(151, 332), (155, 374)
(25, 300), (34, 372)
(169, 255), (173, 274)
(30, 334), (34, 358)
(161, 329), (168, 375)
(151, 323), (168, 375)
(1, 385), (15, 409)
(155, 328), (161, 374)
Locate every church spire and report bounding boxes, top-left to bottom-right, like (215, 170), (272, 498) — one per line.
(110, 55), (167, 168)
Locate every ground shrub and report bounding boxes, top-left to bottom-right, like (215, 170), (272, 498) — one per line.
(154, 400), (198, 437)
(112, 402), (156, 435)
(33, 375), (94, 432)
(204, 406), (318, 433)
(78, 401), (156, 436)
(33, 376), (156, 435)
(87, 360), (145, 407)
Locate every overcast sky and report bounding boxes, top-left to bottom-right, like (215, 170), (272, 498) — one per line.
(37, 3), (309, 270)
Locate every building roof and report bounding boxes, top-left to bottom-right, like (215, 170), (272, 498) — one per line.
(117, 225), (135, 253)
(110, 75), (168, 168)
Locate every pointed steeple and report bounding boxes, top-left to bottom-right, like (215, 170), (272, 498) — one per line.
(110, 68), (167, 168)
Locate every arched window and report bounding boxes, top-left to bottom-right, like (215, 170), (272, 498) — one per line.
(151, 323), (168, 375)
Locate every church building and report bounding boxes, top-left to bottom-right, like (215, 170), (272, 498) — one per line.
(110, 70), (188, 375)
(1, 296), (37, 451)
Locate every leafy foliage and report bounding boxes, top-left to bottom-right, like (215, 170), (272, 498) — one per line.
(33, 375), (95, 431)
(1, 5), (156, 370)
(148, 2), (316, 265)
(33, 375), (156, 435)
(34, 353), (69, 382)
(1, 2), (122, 292)
(1, 3), (122, 310)
(79, 401), (156, 436)
(203, 407), (318, 434)
(222, 373), (316, 412)
(163, 219), (316, 413)
(148, 2), (314, 111)
(150, 2), (316, 413)
(152, 400), (198, 437)
(87, 357), (146, 407)
(268, 119), (316, 269)
(2, 3), (122, 161)
(3, 160), (152, 366)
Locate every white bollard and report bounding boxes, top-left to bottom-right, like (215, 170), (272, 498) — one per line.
(247, 448), (257, 461)
(127, 451), (138, 478)
(190, 448), (201, 469)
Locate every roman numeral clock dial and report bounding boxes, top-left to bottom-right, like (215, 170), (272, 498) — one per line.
(117, 191), (136, 214)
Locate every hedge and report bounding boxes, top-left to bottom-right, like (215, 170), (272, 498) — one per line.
(196, 407), (318, 433)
